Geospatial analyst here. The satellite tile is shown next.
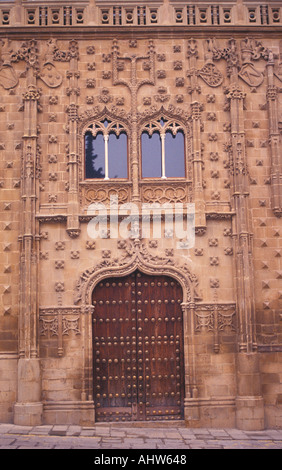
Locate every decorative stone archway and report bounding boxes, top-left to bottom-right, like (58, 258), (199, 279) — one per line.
(74, 238), (201, 423)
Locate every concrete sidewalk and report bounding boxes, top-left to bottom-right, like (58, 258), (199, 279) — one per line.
(0, 423), (282, 449)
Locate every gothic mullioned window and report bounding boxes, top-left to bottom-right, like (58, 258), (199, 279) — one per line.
(141, 118), (185, 178)
(84, 119), (128, 179)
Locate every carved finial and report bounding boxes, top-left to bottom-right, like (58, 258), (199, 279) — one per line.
(148, 39), (155, 54)
(187, 38), (198, 58)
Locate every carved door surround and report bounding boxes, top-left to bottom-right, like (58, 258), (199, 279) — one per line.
(75, 237), (238, 426)
(74, 238), (202, 421)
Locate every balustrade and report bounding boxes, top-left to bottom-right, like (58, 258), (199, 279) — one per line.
(0, 2), (281, 27)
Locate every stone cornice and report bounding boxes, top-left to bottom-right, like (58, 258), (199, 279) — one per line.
(1, 25), (282, 40)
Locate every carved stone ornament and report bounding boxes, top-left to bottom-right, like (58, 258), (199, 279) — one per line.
(40, 311), (81, 335)
(239, 63), (264, 87)
(40, 62), (63, 88)
(154, 87), (170, 103)
(225, 85), (246, 101)
(238, 38), (267, 87)
(274, 62), (282, 82)
(22, 85), (42, 101)
(81, 185), (130, 206)
(194, 303), (236, 354)
(198, 63), (223, 87)
(74, 238), (201, 306)
(67, 229), (81, 239)
(10, 39), (39, 71)
(0, 64), (18, 89)
(98, 88), (113, 104)
(39, 307), (81, 356)
(141, 184), (189, 204)
(52, 39), (79, 62)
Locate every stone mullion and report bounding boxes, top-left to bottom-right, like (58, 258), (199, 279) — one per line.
(266, 55), (282, 217)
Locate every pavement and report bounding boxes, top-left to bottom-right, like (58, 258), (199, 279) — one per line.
(0, 422), (282, 450)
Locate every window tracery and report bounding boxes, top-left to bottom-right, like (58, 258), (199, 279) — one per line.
(84, 119), (128, 180)
(81, 109), (192, 207)
(141, 117), (186, 179)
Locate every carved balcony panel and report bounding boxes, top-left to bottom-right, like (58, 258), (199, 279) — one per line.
(80, 182), (132, 213)
(23, 4), (87, 27)
(140, 181), (191, 205)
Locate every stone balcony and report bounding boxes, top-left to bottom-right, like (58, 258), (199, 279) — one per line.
(0, 0), (281, 28)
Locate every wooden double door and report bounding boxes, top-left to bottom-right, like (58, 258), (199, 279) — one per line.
(92, 271), (185, 422)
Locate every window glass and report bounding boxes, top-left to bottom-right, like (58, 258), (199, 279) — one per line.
(141, 131), (162, 178)
(85, 132), (105, 179)
(108, 132), (128, 178)
(165, 130), (185, 177)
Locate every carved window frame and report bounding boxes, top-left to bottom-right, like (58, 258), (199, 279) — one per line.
(139, 113), (191, 181)
(83, 116), (130, 181)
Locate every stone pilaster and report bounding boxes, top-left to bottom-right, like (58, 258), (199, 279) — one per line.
(266, 52), (282, 217)
(66, 41), (81, 238)
(15, 64), (43, 425)
(181, 302), (200, 426)
(187, 39), (206, 230)
(225, 39), (256, 353)
(225, 39), (264, 430)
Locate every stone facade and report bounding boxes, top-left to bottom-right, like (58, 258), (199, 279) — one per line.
(0, 0), (281, 429)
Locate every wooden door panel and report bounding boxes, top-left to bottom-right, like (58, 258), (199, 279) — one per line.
(93, 277), (137, 422)
(136, 273), (184, 420)
(92, 271), (184, 422)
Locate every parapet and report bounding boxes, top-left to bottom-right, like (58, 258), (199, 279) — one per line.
(0, 1), (281, 28)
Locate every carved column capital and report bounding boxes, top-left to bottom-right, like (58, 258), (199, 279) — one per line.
(225, 85), (246, 101)
(267, 85), (278, 101)
(81, 305), (95, 315)
(22, 85), (42, 101)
